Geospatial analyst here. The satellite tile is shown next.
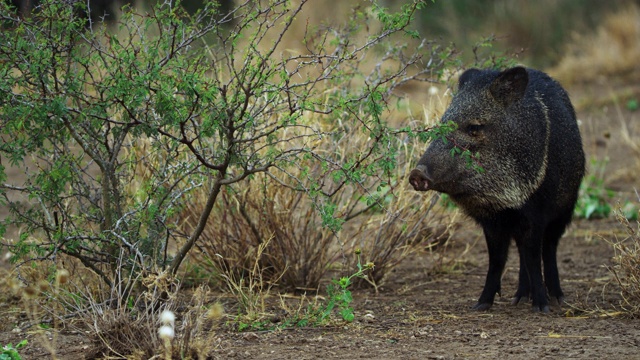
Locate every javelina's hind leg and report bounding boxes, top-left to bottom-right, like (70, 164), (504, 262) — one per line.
(515, 225), (549, 313)
(512, 253), (531, 305)
(543, 213), (572, 308)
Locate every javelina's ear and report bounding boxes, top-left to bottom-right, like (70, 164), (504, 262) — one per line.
(489, 67), (528, 107)
(458, 68), (481, 90)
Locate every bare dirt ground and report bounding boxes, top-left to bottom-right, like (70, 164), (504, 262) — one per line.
(1, 81), (640, 359)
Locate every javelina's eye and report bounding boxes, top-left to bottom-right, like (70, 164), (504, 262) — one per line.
(466, 124), (484, 136)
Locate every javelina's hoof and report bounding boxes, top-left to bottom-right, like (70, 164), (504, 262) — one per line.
(549, 296), (564, 308)
(510, 295), (529, 306)
(472, 302), (493, 311)
(532, 304), (551, 313)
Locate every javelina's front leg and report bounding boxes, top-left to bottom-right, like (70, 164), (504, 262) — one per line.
(474, 225), (511, 311)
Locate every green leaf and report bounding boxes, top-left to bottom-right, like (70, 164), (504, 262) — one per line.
(340, 308), (355, 322)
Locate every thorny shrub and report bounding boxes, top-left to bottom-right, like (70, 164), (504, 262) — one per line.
(0, 0), (455, 286)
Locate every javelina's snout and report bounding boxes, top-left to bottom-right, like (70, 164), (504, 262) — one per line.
(409, 164), (432, 191)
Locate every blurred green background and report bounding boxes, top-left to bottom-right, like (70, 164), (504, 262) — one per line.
(8, 0), (640, 78)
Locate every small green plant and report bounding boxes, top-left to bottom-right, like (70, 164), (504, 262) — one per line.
(1, 340), (27, 360)
(575, 159), (613, 219)
(574, 174), (614, 219)
(231, 251), (374, 331)
(626, 98), (639, 112)
(574, 159), (639, 220)
(236, 319), (274, 332)
(621, 201), (639, 221)
(317, 251), (374, 323)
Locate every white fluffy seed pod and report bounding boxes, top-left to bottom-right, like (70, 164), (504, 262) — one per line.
(158, 325), (175, 340)
(159, 310), (176, 328)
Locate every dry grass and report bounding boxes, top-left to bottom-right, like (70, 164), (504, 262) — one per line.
(0, 247), (224, 359)
(183, 178), (337, 293)
(605, 200), (640, 316)
(346, 193), (457, 289)
(84, 287), (223, 360)
(618, 103), (640, 172)
(550, 3), (640, 85)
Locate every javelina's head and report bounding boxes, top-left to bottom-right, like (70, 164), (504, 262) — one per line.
(409, 67), (550, 214)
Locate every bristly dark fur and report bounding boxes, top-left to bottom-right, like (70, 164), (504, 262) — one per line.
(409, 66), (585, 312)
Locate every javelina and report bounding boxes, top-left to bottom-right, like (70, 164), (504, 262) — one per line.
(409, 67), (585, 312)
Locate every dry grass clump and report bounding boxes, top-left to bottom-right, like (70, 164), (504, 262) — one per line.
(550, 3), (640, 85)
(68, 271), (222, 359)
(5, 251), (221, 359)
(183, 178), (336, 293)
(57, 269), (180, 359)
(347, 192), (455, 288)
(605, 200), (640, 316)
